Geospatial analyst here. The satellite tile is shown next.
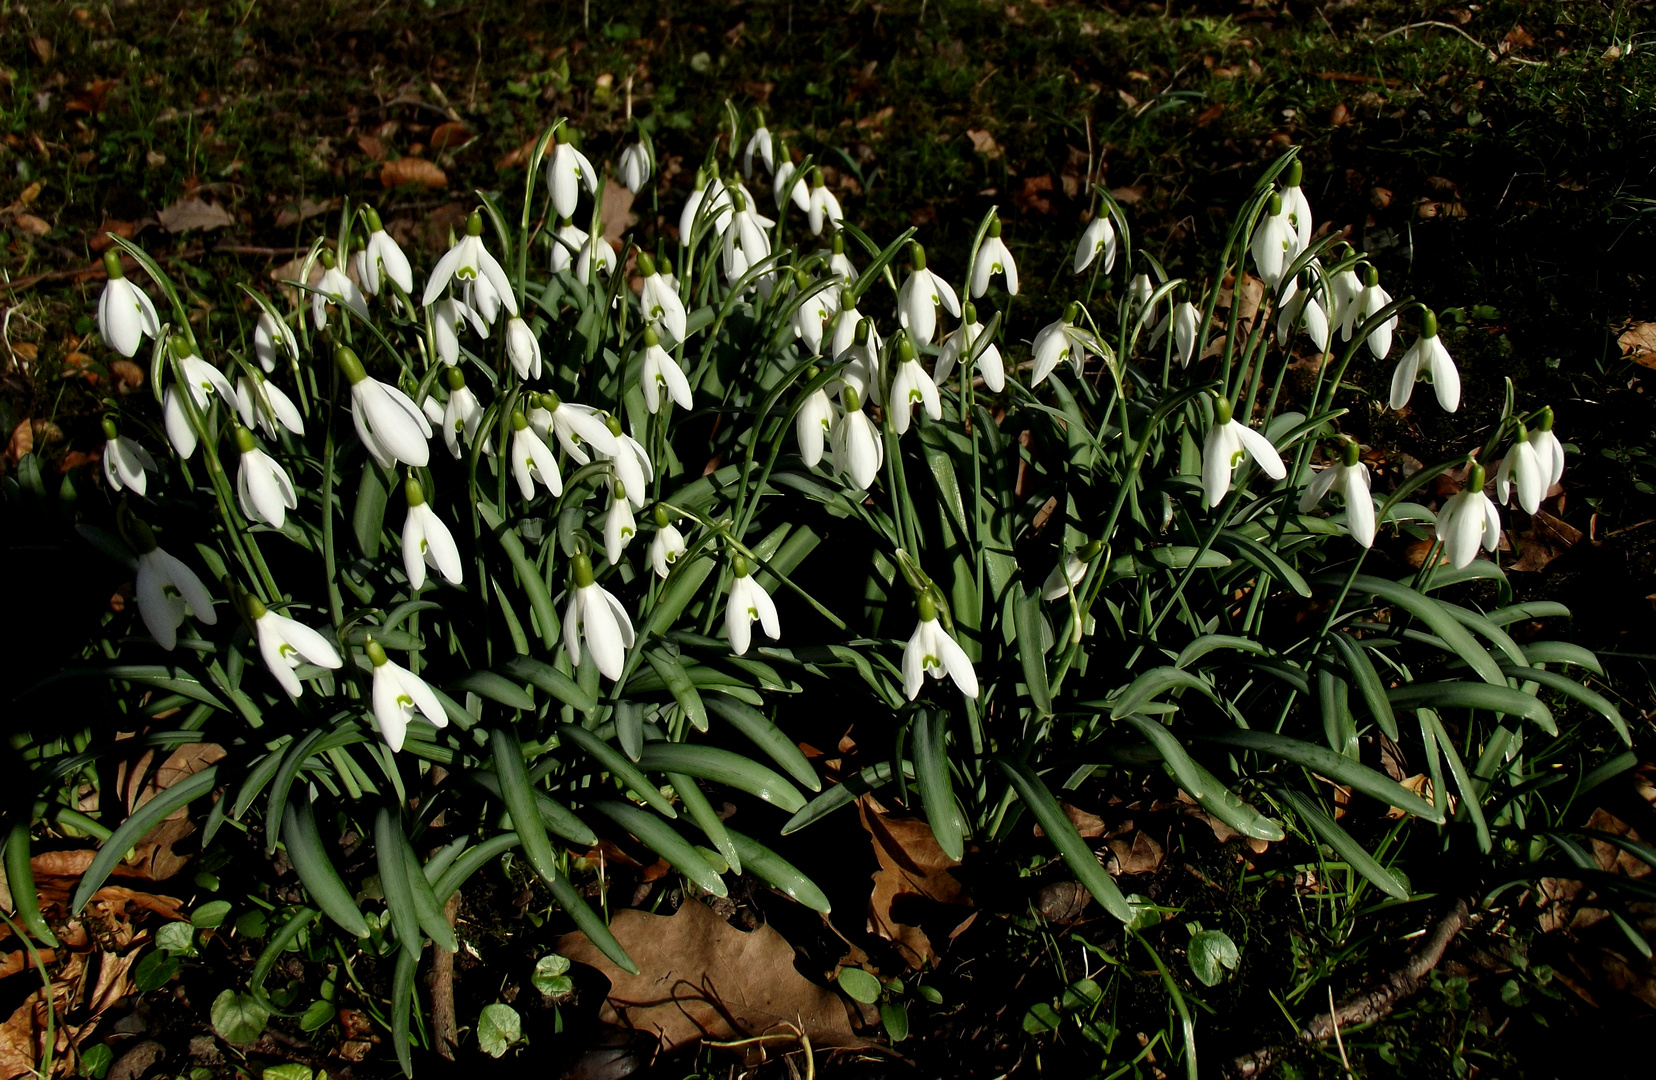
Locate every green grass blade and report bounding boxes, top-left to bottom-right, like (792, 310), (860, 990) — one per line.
(1279, 788), (1409, 900)
(591, 800), (727, 897)
(993, 755), (1132, 923)
(72, 767), (217, 915)
(913, 710), (963, 861)
(635, 744), (805, 813)
(701, 694), (820, 791)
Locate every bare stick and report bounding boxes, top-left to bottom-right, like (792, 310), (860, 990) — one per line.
(428, 892), (461, 1060)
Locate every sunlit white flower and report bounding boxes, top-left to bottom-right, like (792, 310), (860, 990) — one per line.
(618, 142), (652, 195)
(162, 340), (236, 459)
(163, 389), (196, 460)
(721, 191), (775, 288)
(1250, 193), (1299, 291)
(546, 135), (600, 221)
(1300, 441), (1375, 548)
(537, 393), (620, 463)
(649, 509), (689, 579)
(837, 316), (883, 404)
(440, 368), (488, 460)
(1149, 300), (1201, 368)
(312, 251), (369, 331)
(743, 120), (774, 178)
(830, 385), (884, 490)
(888, 337), (941, 435)
(1436, 464), (1500, 569)
(235, 372), (305, 439)
(902, 596), (978, 701)
(971, 219), (1019, 298)
(639, 326), (692, 413)
(422, 212), (518, 318)
(897, 243), (961, 345)
(796, 384), (834, 468)
(251, 598), (342, 698)
(773, 159), (811, 213)
(1276, 273), (1330, 352)
(575, 234), (618, 286)
(97, 252), (161, 358)
(1030, 304), (1104, 387)
(235, 428), (298, 529)
(679, 170), (733, 241)
(1326, 253), (1363, 335)
(603, 489), (638, 564)
(564, 552), (635, 680)
(132, 524), (217, 651)
(401, 479), (462, 589)
(1497, 417), (1564, 515)
(936, 303), (1005, 392)
(726, 559), (779, 655)
(825, 231), (859, 284)
(790, 273), (839, 357)
(466, 270), (505, 325)
(638, 254), (688, 343)
(509, 410), (562, 498)
(807, 170), (843, 236)
(1041, 542), (1104, 601)
(358, 207), (414, 297)
(550, 218), (587, 274)
(253, 310), (298, 374)
(831, 294), (880, 362)
(1280, 161), (1313, 251)
(101, 420), (157, 496)
(1073, 216), (1117, 275)
(1389, 311), (1459, 413)
(1342, 265), (1396, 359)
(368, 640), (448, 753)
(1528, 407), (1566, 491)
(603, 424), (653, 508)
(1201, 396), (1286, 509)
(1130, 272), (1154, 309)
(337, 346), (431, 469)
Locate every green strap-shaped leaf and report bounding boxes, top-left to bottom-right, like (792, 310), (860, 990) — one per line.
(1498, 665), (1629, 745)
(1278, 788), (1408, 900)
(645, 649), (708, 731)
(1326, 575), (1505, 685)
(1486, 601), (1571, 627)
(1176, 635), (1270, 670)
(5, 823), (59, 946)
(1418, 709), (1490, 854)
(591, 800), (727, 897)
(1325, 632), (1398, 740)
(431, 833), (521, 904)
(452, 670), (536, 711)
(700, 695), (820, 791)
(780, 761), (910, 834)
(72, 767), (217, 915)
(557, 724), (677, 818)
(994, 755), (1133, 923)
(1110, 667), (1216, 720)
(1437, 600), (1527, 667)
(1214, 530), (1311, 597)
(635, 744), (805, 813)
(649, 555), (716, 637)
(375, 808), (427, 955)
(497, 655), (597, 713)
(1520, 641), (1602, 675)
(266, 727), (329, 855)
(391, 935), (416, 1078)
(1119, 716), (1284, 841)
(469, 772), (596, 846)
(913, 710), (963, 862)
(1013, 587), (1054, 716)
(1205, 731), (1444, 823)
(723, 827), (831, 913)
(667, 772), (741, 875)
(1386, 681), (1555, 735)
(280, 800), (370, 937)
(478, 502), (559, 651)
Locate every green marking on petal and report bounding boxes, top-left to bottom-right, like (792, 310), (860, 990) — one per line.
(1230, 449), (1246, 468)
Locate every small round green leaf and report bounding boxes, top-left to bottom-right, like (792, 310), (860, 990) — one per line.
(879, 1000), (910, 1041)
(1022, 1002), (1062, 1034)
(299, 1000), (335, 1033)
(132, 951), (180, 992)
(190, 900), (233, 929)
(210, 989), (269, 1045)
(262, 1065), (313, 1080)
(476, 1003), (522, 1058)
(79, 1043), (113, 1079)
(235, 910), (269, 939)
(155, 921), (196, 955)
(837, 967), (882, 1004)
(532, 954), (574, 997)
(1188, 929), (1241, 987)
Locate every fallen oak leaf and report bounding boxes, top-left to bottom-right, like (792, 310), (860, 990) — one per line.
(858, 797), (972, 969)
(157, 194), (235, 234)
(380, 157), (448, 190)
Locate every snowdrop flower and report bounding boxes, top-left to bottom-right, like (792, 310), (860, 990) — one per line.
(575, 234), (618, 287)
(888, 336), (941, 436)
(1275, 272), (1331, 352)
(234, 427), (298, 529)
(163, 390), (197, 460)
(1130, 272), (1154, 309)
(101, 419), (156, 496)
(550, 218), (588, 274)
(249, 595), (342, 698)
(401, 478), (462, 589)
(837, 316), (883, 404)
(1201, 395), (1286, 509)
(253, 310), (298, 374)
(725, 557), (779, 655)
(1326, 247), (1363, 334)
(1496, 414), (1564, 515)
(902, 594), (978, 701)
(235, 372), (305, 439)
(504, 315), (541, 380)
(1150, 300), (1202, 368)
(1249, 193), (1299, 291)
(546, 132), (599, 221)
(509, 410), (562, 498)
(601, 418), (653, 508)
(743, 116), (774, 178)
(830, 292), (880, 362)
(422, 211), (517, 318)
(830, 385), (884, 490)
(679, 169), (733, 241)
(825, 231), (859, 284)
(1030, 303), (1104, 387)
(563, 552), (634, 680)
(603, 486), (638, 564)
(618, 141), (652, 195)
(466, 271), (504, 325)
(440, 368), (488, 460)
(1300, 439), (1375, 548)
(336, 346), (431, 469)
(1389, 310), (1460, 413)
(1279, 159), (1313, 252)
(1041, 540), (1105, 601)
(357, 207), (414, 297)
(795, 381), (834, 468)
(639, 325), (692, 413)
(648, 507), (689, 579)
(806, 169), (843, 236)
(162, 338), (236, 459)
(897, 242), (961, 345)
(773, 157), (811, 214)
(130, 519), (217, 650)
(98, 251), (161, 358)
(936, 302), (1005, 392)
(537, 391), (620, 463)
(721, 190), (774, 287)
(1436, 463), (1500, 569)
(638, 253), (688, 343)
(311, 250), (369, 331)
(1342, 265), (1396, 359)
(790, 271), (839, 357)
(970, 217), (1018, 298)
(1073, 215), (1117, 275)
(367, 639), (448, 753)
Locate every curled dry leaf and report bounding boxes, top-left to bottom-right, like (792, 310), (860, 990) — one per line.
(428, 122), (474, 151)
(966, 129), (1001, 159)
(9, 213), (49, 237)
(158, 194), (236, 234)
(111, 359), (145, 393)
(858, 797), (973, 969)
(380, 157), (448, 190)
(7, 420), (32, 463)
(1618, 322), (1656, 369)
(556, 899), (870, 1056)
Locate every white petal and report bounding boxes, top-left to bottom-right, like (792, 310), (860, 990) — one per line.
(372, 667), (411, 752)
(1234, 423), (1286, 480)
(403, 507), (428, 589)
(935, 626), (979, 698)
(580, 586), (626, 680)
(256, 618), (304, 697)
(901, 624), (927, 701)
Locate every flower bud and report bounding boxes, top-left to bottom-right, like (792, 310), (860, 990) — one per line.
(637, 251), (657, 277)
(962, 301), (977, 324)
(405, 477), (426, 507)
(572, 551), (596, 587)
(171, 335), (193, 359)
(103, 250), (125, 279)
(365, 206), (384, 232)
(365, 638), (390, 667)
(910, 241), (927, 272)
(466, 211), (484, 237)
(233, 425), (256, 453)
(334, 345), (367, 385)
(510, 409), (529, 431)
(444, 367), (466, 391)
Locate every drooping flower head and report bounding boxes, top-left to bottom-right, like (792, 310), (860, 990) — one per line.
(101, 418), (157, 497)
(509, 409), (562, 499)
(639, 324), (693, 414)
(888, 334), (942, 436)
(1042, 539), (1106, 601)
(358, 206), (414, 298)
(367, 638), (448, 753)
(402, 477), (463, 589)
(725, 556), (780, 656)
(1299, 438), (1376, 548)
(546, 130), (600, 222)
(970, 216), (1019, 298)
(440, 367), (487, 460)
(1073, 215), (1117, 276)
(564, 551), (635, 680)
(1389, 309), (1460, 413)
(742, 113), (774, 178)
(897, 241), (961, 345)
(422, 211), (518, 318)
(1201, 394), (1287, 509)
(806, 168), (844, 237)
(830, 383), (883, 491)
(235, 371), (305, 440)
(233, 425), (298, 529)
(1279, 158), (1313, 252)
(1435, 462), (1500, 569)
(936, 302), (1006, 393)
(1031, 302), (1104, 387)
(311, 249), (369, 331)
(128, 516), (218, 651)
(902, 593), (978, 701)
(253, 309), (298, 374)
(795, 372), (835, 469)
(649, 506), (689, 580)
(1249, 191), (1299, 291)
(1342, 263), (1396, 360)
(336, 345), (431, 469)
(97, 250), (161, 358)
(249, 594), (342, 698)
(638, 252), (689, 343)
(618, 141), (652, 195)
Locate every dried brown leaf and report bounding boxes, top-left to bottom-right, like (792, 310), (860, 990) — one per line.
(380, 157), (448, 190)
(429, 122), (474, 151)
(965, 129), (1001, 159)
(859, 798), (972, 969)
(10, 213), (49, 237)
(1619, 322), (1656, 369)
(157, 194), (235, 234)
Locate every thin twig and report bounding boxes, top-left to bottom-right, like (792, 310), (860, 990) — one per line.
(1373, 20), (1491, 54)
(428, 892), (460, 1060)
